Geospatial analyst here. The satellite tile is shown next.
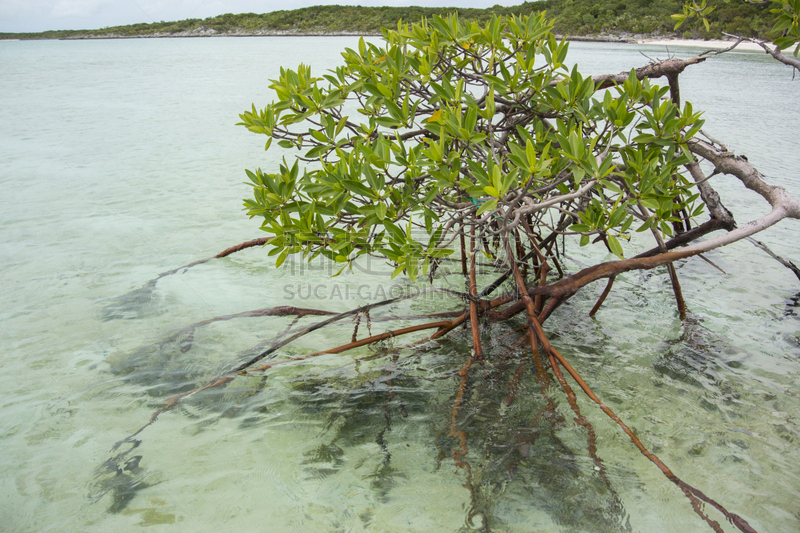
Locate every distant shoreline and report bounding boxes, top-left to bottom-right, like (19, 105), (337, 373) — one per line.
(1, 2), (776, 43)
(636, 38), (765, 51)
(57, 29), (375, 39)
(0, 32), (768, 53)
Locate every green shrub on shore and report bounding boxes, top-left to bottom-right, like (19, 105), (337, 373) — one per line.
(0, 1), (775, 41)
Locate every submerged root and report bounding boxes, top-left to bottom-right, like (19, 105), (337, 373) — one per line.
(102, 237), (271, 320)
(102, 234), (762, 531)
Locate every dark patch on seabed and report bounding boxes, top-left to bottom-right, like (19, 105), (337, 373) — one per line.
(784, 291), (800, 317)
(441, 353), (631, 532)
(99, 279), (163, 321)
(104, 330), (203, 398)
(278, 339), (633, 531)
(92, 321), (634, 529)
(89, 440), (155, 514)
(781, 292), (800, 353)
(653, 314), (747, 388)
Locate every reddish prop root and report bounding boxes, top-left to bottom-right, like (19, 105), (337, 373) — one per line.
(505, 235), (755, 533)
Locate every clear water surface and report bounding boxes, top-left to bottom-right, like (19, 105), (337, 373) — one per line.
(1, 36), (798, 532)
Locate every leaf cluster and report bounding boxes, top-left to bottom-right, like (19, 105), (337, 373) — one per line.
(239, 13), (707, 279)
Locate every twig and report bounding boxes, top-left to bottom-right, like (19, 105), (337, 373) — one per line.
(747, 237), (800, 281)
(245, 320), (453, 373)
(589, 276), (615, 317)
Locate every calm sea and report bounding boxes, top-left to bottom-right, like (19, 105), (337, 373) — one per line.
(1, 36), (798, 532)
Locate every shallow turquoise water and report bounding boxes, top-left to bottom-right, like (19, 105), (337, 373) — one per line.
(0, 37), (799, 532)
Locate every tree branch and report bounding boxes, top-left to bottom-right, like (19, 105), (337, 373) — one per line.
(721, 33), (800, 73)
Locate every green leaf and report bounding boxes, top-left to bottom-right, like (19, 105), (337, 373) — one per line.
(428, 225), (443, 249)
(633, 134), (656, 144)
(342, 180), (377, 199)
(305, 145), (327, 159)
(476, 199), (497, 216)
(406, 258), (418, 281)
(377, 82), (393, 98)
(383, 220), (405, 243)
(310, 129), (328, 143)
(376, 117), (402, 128)
(671, 14), (687, 31)
(429, 248), (454, 258)
(275, 249), (290, 268)
(640, 198), (659, 211)
(376, 202), (387, 221)
(607, 234), (624, 259)
(636, 218), (653, 232)
(484, 87), (496, 118)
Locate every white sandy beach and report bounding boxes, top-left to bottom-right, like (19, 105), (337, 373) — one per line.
(637, 38), (766, 52)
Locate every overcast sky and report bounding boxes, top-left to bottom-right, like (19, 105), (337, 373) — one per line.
(0, 0), (523, 33)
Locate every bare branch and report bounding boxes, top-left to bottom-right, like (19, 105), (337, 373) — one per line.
(722, 33), (800, 72)
(688, 139), (800, 219)
(591, 56), (707, 89)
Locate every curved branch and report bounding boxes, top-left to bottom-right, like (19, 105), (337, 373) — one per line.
(153, 237), (272, 278)
(551, 204), (793, 298)
(515, 141), (800, 303)
(688, 139), (800, 218)
(504, 180), (597, 232)
(214, 237), (272, 258)
(504, 236), (755, 531)
(721, 33), (800, 72)
(532, 318), (757, 533)
(492, 203), (797, 315)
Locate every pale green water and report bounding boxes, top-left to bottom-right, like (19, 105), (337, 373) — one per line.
(0, 37), (798, 532)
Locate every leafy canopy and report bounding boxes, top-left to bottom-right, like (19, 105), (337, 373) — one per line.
(239, 13), (706, 280)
